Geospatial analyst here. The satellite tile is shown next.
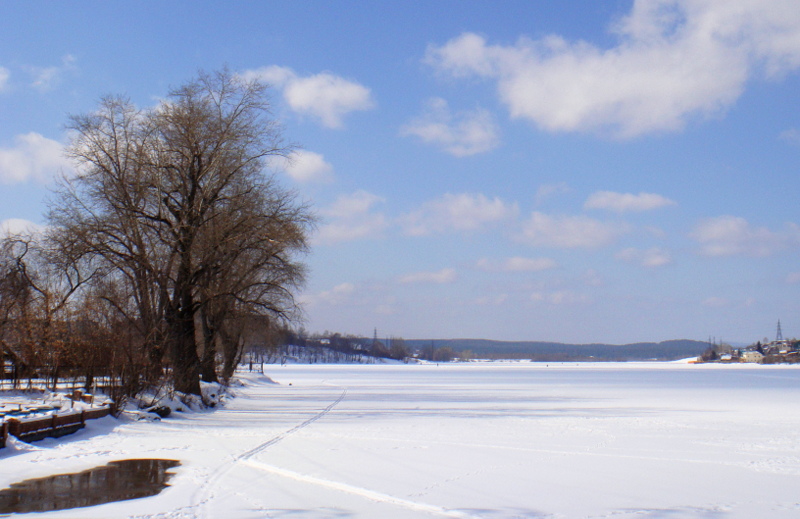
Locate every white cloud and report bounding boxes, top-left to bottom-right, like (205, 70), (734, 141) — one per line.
(0, 218), (44, 238)
(271, 150), (334, 184)
(519, 212), (628, 248)
(425, 2), (800, 137)
(690, 215), (800, 257)
(477, 256), (558, 272)
(615, 247), (672, 268)
(316, 190), (387, 245)
(400, 193), (517, 236)
(584, 191), (676, 213)
(0, 66), (9, 92)
(324, 190), (383, 219)
(241, 65), (295, 86)
(28, 55), (77, 92)
(401, 97), (500, 156)
(285, 74), (374, 128)
(0, 132), (70, 184)
(399, 268), (457, 285)
(302, 282), (358, 308)
(242, 65), (374, 128)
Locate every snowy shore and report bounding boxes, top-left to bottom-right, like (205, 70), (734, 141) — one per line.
(2, 362), (800, 518)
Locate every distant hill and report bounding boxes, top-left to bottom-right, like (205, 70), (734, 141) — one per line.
(405, 339), (709, 362)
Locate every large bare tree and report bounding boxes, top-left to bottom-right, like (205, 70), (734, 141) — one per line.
(51, 70), (313, 396)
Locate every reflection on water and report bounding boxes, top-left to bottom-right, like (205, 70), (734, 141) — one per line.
(0, 458), (180, 514)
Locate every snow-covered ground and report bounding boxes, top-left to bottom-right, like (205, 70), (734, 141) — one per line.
(3, 362), (800, 518)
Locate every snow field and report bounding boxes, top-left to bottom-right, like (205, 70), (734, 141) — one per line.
(2, 362), (800, 518)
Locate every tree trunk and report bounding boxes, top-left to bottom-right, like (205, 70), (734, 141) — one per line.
(51, 363), (59, 392)
(220, 326), (243, 384)
(167, 229), (202, 396)
(169, 311), (201, 395)
(199, 310), (219, 383)
(168, 271), (201, 395)
(84, 365), (94, 391)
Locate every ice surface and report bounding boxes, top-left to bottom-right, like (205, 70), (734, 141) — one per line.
(2, 362), (799, 518)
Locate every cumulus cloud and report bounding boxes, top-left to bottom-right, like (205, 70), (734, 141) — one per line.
(316, 190), (387, 245)
(0, 132), (70, 184)
(615, 247), (672, 268)
(242, 65), (374, 128)
(401, 97), (500, 156)
(584, 191), (676, 213)
(519, 212), (628, 248)
(477, 256), (558, 272)
(400, 192), (517, 236)
(271, 150), (334, 183)
(242, 65), (295, 86)
(690, 215), (800, 257)
(399, 268), (457, 285)
(425, 2), (800, 137)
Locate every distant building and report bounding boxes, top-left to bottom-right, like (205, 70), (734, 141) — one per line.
(741, 351), (764, 363)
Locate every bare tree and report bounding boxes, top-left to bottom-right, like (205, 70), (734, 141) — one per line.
(0, 237), (35, 387)
(389, 337), (409, 360)
(0, 232), (94, 389)
(51, 69), (313, 396)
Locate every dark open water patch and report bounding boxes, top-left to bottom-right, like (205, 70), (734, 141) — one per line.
(0, 458), (180, 514)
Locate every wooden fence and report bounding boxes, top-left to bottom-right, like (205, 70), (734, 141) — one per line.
(1, 406), (111, 448)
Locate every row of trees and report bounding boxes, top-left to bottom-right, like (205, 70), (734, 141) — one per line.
(0, 70), (313, 402)
(284, 330), (412, 361)
(266, 330), (471, 363)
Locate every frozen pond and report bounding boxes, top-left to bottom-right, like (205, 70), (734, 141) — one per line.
(2, 362), (800, 518)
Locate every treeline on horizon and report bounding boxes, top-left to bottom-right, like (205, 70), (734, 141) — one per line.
(279, 332), (710, 362)
(404, 338), (709, 362)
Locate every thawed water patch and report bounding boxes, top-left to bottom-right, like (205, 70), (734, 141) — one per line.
(0, 458), (179, 514)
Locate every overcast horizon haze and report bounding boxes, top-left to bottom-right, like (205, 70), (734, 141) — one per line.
(2, 1), (800, 345)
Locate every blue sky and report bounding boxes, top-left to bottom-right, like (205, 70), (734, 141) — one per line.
(1, 1), (799, 344)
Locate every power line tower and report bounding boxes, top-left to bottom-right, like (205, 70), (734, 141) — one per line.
(776, 320), (783, 341)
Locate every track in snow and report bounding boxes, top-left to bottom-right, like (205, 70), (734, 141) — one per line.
(236, 387), (348, 460)
(191, 386), (347, 518)
(239, 458), (478, 519)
